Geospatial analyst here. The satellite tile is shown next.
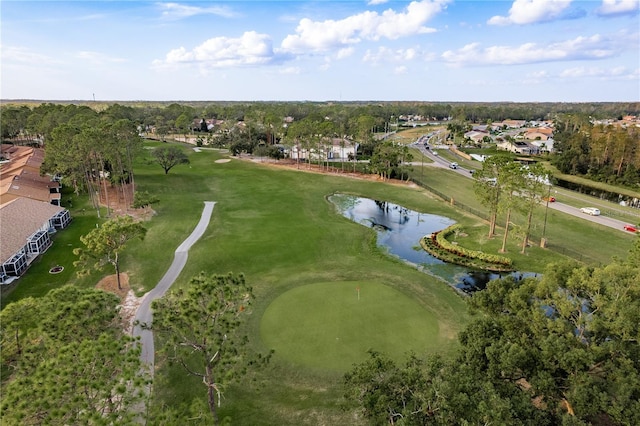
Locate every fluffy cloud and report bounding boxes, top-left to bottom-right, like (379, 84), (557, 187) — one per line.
(596, 0), (640, 16)
(442, 33), (628, 66)
(488, 0), (574, 25)
(280, 0), (447, 53)
(153, 31), (276, 68)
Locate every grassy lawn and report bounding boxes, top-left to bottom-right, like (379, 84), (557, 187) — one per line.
(261, 281), (441, 373)
(3, 140), (638, 423)
(407, 165), (637, 266)
(130, 145), (471, 423)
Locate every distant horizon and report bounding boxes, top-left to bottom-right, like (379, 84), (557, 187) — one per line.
(3, 99), (640, 105)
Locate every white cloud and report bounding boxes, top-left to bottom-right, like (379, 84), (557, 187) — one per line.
(596, 0), (640, 16)
(368, 0), (389, 5)
(153, 31), (276, 69)
(488, 0), (573, 26)
(158, 2), (237, 20)
(336, 47), (355, 60)
(280, 0), (447, 53)
(442, 33), (628, 66)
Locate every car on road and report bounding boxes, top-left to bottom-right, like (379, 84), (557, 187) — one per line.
(543, 196), (556, 202)
(623, 224), (638, 233)
(580, 207), (601, 216)
(449, 162), (458, 169)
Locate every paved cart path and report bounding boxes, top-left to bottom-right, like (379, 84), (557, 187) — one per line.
(132, 201), (216, 369)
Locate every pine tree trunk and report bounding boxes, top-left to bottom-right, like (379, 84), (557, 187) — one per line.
(115, 253), (122, 290)
(500, 209), (511, 253)
(522, 209), (533, 254)
(206, 364), (219, 424)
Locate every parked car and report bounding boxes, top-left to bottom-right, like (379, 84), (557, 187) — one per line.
(623, 224), (638, 233)
(580, 207), (601, 216)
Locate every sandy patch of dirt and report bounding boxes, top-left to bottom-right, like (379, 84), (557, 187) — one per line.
(239, 156), (417, 188)
(98, 182), (155, 221)
(96, 273), (142, 335)
(215, 158), (231, 163)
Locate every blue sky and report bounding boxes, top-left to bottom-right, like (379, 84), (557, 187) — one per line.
(2, 0), (639, 102)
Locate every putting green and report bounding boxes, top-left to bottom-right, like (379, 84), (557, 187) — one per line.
(260, 281), (440, 372)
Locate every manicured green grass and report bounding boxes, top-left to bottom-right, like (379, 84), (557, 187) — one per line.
(261, 281), (440, 372)
(408, 166), (637, 266)
(5, 140), (638, 424)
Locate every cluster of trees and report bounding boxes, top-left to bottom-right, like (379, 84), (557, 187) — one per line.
(552, 115), (640, 188)
(43, 118), (143, 215)
(0, 286), (150, 425)
(345, 238), (640, 425)
(3, 102), (638, 187)
(4, 101), (637, 143)
(473, 155), (550, 253)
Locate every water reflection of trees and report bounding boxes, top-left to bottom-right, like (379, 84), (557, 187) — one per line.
(374, 200), (410, 224)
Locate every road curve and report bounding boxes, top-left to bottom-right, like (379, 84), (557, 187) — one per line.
(132, 201), (216, 368)
(411, 142), (637, 234)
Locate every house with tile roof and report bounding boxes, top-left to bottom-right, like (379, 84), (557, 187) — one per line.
(0, 144), (62, 205)
(0, 197), (71, 282)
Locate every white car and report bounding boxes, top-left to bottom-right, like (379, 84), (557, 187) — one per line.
(580, 207), (601, 216)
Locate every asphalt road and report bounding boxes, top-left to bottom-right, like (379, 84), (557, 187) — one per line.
(411, 140), (637, 234)
(132, 201), (216, 368)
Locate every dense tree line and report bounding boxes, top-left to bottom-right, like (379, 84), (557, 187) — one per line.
(552, 114), (640, 188)
(4, 101), (638, 144)
(344, 238), (640, 425)
(2, 101), (639, 191)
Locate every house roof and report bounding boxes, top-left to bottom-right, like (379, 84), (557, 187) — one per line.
(0, 145), (58, 204)
(0, 197), (64, 264)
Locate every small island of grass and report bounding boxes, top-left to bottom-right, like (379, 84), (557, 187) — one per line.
(420, 225), (514, 272)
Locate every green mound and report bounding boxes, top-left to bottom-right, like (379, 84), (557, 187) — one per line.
(260, 281), (440, 372)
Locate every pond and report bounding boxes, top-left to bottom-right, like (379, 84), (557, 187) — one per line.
(329, 194), (536, 294)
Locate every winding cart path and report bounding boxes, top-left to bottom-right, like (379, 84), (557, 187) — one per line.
(132, 201), (216, 368)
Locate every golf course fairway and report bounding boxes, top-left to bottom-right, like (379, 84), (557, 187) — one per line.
(260, 281), (440, 372)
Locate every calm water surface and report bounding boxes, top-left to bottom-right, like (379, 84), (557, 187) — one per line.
(329, 194), (535, 293)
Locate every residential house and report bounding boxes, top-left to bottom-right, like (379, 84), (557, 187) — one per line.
(289, 138), (357, 161)
(496, 140), (540, 155)
(464, 130), (490, 144)
(0, 197), (71, 281)
(0, 145), (62, 205)
(530, 138), (555, 153)
(524, 127), (553, 141)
